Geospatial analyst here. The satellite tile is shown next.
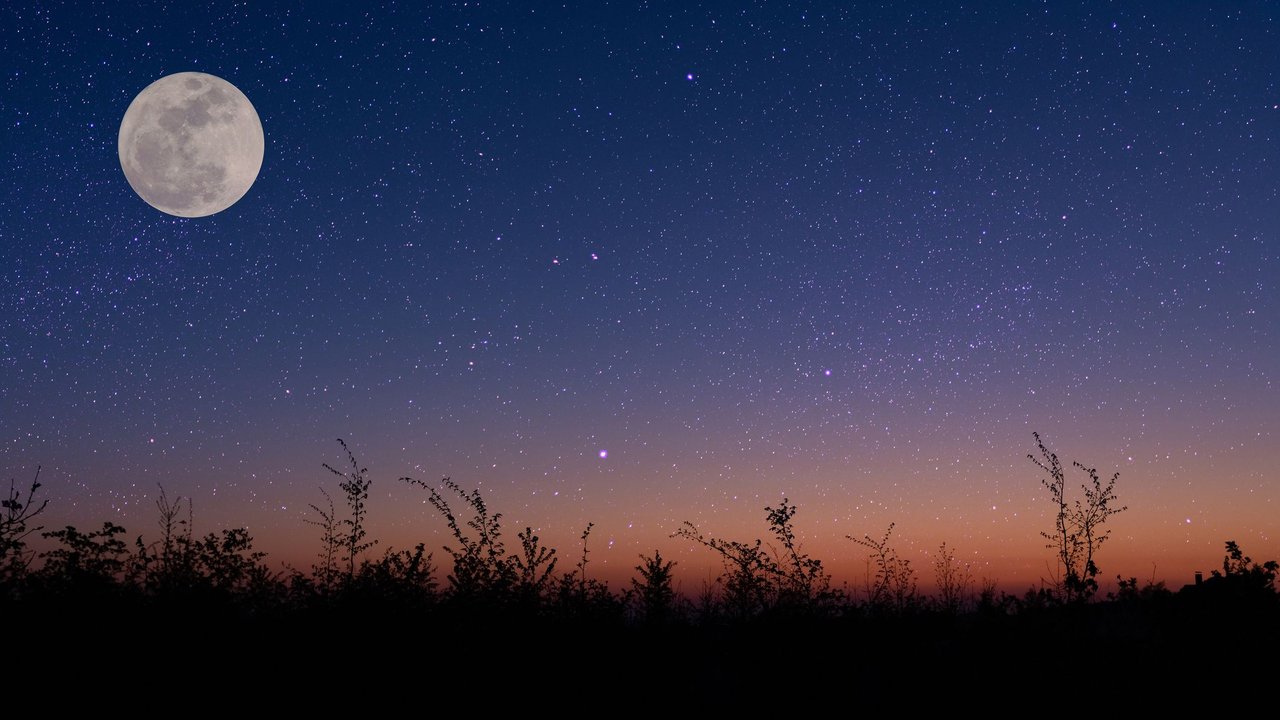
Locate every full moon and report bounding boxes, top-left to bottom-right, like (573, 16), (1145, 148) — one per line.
(118, 72), (264, 218)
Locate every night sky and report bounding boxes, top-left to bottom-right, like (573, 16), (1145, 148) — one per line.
(3, 2), (1277, 590)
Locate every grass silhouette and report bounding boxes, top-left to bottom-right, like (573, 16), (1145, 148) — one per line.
(1, 434), (1276, 706)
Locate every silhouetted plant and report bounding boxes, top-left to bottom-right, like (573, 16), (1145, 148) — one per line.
(353, 543), (437, 604)
(630, 550), (678, 624)
(849, 523), (918, 614)
(1029, 432), (1127, 602)
(576, 522), (594, 594)
(400, 476), (516, 598)
(1018, 584), (1060, 612)
(117, 488), (279, 604)
(675, 499), (837, 618)
(324, 439), (378, 579)
(675, 520), (777, 618)
(140, 485), (196, 592)
(764, 499), (837, 610)
(933, 541), (973, 614)
(1, 467), (48, 584)
(1111, 575), (1171, 603)
(126, 486), (213, 595)
(556, 524), (593, 600)
(18, 432), (1280, 662)
(976, 577), (1009, 616)
(40, 522), (129, 589)
(1210, 540), (1278, 595)
(512, 526), (558, 604)
(551, 523), (623, 621)
(188, 527), (272, 593)
(305, 487), (341, 591)
(694, 578), (721, 624)
(154, 485), (190, 572)
(126, 534), (153, 588)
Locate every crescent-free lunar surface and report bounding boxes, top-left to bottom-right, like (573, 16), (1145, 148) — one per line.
(118, 72), (264, 217)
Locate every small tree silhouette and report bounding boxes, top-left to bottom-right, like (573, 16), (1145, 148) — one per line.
(137, 484), (197, 592)
(933, 541), (973, 614)
(675, 498), (835, 617)
(976, 576), (1009, 616)
(1, 467), (48, 584)
(765, 499), (835, 609)
(1111, 574), (1169, 603)
(352, 543), (437, 604)
(575, 522), (594, 594)
(674, 520), (777, 618)
(122, 492), (278, 604)
(188, 527), (272, 594)
(849, 523), (918, 614)
(154, 485), (192, 576)
(1029, 432), (1127, 602)
(1210, 540), (1278, 595)
(40, 522), (130, 589)
(400, 476), (516, 598)
(512, 526), (559, 604)
(551, 523), (622, 620)
(630, 551), (678, 624)
(323, 439), (378, 579)
(305, 487), (341, 590)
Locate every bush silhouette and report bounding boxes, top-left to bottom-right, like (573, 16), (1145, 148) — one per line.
(849, 522), (918, 615)
(348, 543), (438, 606)
(6, 436), (1279, 705)
(324, 439), (378, 579)
(933, 542), (973, 614)
(1029, 432), (1126, 602)
(1206, 540), (1279, 600)
(550, 523), (622, 621)
(399, 475), (521, 602)
(676, 497), (839, 618)
(630, 550), (679, 624)
(1, 468), (48, 585)
(39, 522), (129, 592)
(304, 487), (342, 592)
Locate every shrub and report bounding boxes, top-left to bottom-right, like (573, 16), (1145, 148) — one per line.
(1029, 432), (1126, 602)
(0, 468), (48, 584)
(849, 523), (918, 615)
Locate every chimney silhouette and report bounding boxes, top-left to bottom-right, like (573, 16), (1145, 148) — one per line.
(1194, 571), (1203, 585)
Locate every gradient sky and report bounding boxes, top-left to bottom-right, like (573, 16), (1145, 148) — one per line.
(2, 2), (1277, 592)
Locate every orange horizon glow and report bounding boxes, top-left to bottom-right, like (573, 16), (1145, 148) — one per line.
(13, 423), (1275, 597)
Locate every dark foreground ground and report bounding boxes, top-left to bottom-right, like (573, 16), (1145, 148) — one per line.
(8, 585), (1276, 712)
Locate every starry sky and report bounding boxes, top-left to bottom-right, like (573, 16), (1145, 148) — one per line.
(2, 1), (1277, 591)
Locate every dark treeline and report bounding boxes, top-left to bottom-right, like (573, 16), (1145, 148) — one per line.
(2, 435), (1277, 706)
